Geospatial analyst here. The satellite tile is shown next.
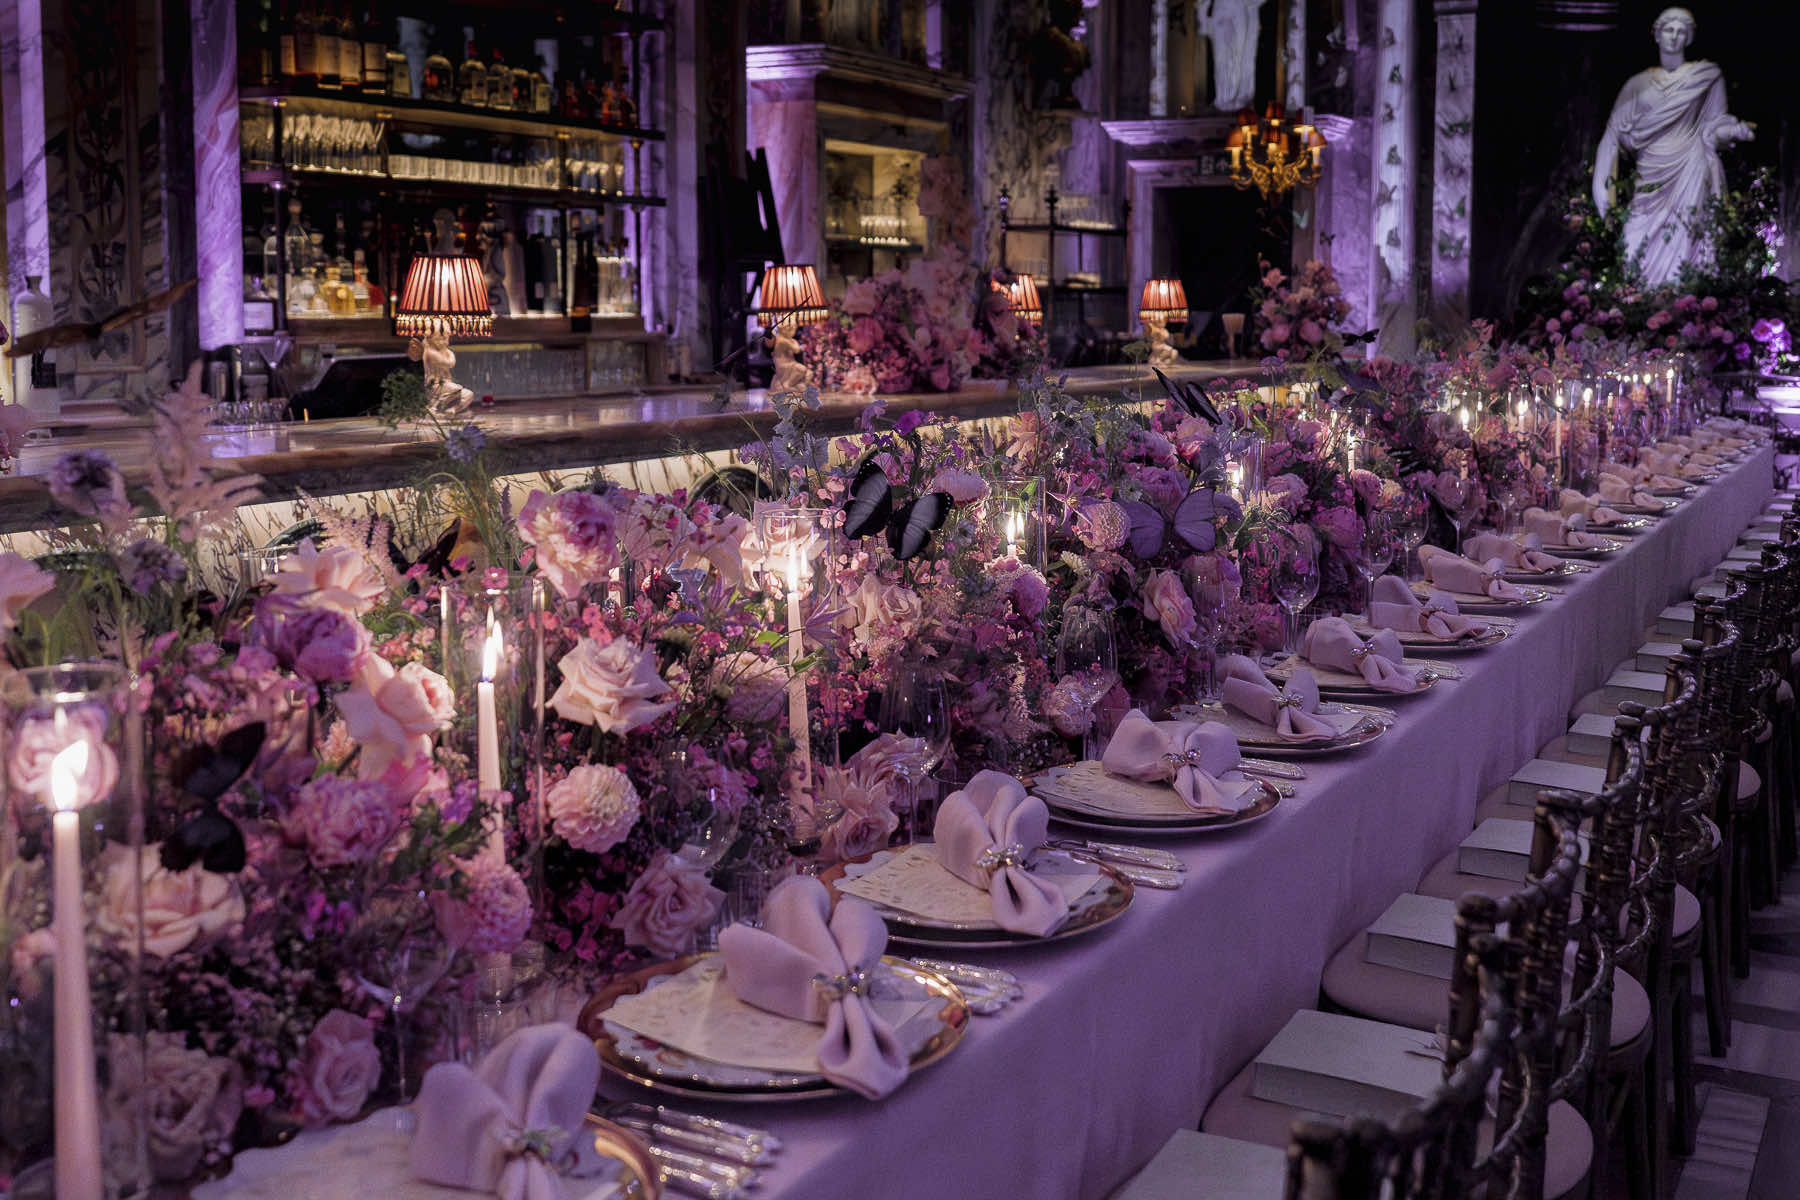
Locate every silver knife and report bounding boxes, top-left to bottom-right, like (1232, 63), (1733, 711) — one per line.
(1046, 837), (1183, 871)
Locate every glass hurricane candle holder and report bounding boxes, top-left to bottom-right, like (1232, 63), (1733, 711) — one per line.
(749, 507), (840, 833)
(439, 572), (548, 860)
(0, 663), (147, 1199)
(984, 476), (1047, 574)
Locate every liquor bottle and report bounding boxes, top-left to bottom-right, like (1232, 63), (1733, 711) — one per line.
(239, 0), (273, 86)
(531, 57), (553, 114)
(524, 214), (546, 313)
(292, 1), (318, 84)
(486, 44), (512, 112)
(614, 63), (637, 126)
(360, 6), (386, 90)
(422, 34), (454, 102)
(459, 35), (487, 107)
(316, 0), (340, 88)
(511, 61), (531, 112)
(283, 198), (311, 276)
(558, 74), (585, 119)
(386, 46), (410, 97)
(337, 3), (362, 93)
(351, 250), (372, 311)
(277, 0), (297, 80)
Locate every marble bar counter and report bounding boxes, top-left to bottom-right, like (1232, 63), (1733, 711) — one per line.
(0, 362), (1265, 536)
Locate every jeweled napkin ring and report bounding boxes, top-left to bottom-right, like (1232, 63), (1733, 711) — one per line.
(811, 964), (872, 1001)
(974, 842), (1029, 880)
(496, 1125), (571, 1167)
(1273, 691), (1305, 710)
(1160, 749), (1215, 771)
(1348, 643), (1377, 660)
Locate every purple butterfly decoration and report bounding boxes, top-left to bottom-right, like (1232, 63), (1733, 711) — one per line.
(1121, 488), (1242, 558)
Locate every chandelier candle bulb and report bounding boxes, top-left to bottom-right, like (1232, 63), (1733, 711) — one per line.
(50, 739), (103, 1200)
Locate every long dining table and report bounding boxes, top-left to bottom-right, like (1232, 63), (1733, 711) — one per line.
(595, 441), (1777, 1200)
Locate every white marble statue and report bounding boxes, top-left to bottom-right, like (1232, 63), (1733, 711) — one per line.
(1200, 0), (1268, 113)
(1591, 7), (1754, 286)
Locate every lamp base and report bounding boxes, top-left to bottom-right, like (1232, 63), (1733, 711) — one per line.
(409, 332), (476, 417)
(769, 329), (812, 393)
(1144, 319), (1178, 367)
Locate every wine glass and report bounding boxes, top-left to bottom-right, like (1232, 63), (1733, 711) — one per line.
(878, 661), (952, 844)
(1393, 494), (1428, 581)
(1271, 528), (1320, 661)
(1181, 559), (1230, 702)
(1356, 519), (1398, 615)
(349, 896), (455, 1103)
(1055, 604), (1118, 760)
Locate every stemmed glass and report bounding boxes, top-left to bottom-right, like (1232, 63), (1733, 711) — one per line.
(1393, 493), (1428, 581)
(1181, 559), (1230, 702)
(1356, 519), (1398, 615)
(1271, 528), (1320, 661)
(1055, 604), (1119, 760)
(878, 661), (953, 843)
(1448, 475), (1482, 553)
(349, 895), (455, 1104)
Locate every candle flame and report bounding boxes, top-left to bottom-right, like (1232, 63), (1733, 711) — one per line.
(50, 740), (88, 812)
(1458, 405), (1470, 430)
(481, 610), (502, 681)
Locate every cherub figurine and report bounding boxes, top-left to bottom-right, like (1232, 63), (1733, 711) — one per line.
(408, 326), (475, 416)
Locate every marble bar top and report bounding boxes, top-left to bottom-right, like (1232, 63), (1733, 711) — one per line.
(0, 361), (1266, 535)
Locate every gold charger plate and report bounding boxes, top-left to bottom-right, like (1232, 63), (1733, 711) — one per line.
(1539, 535), (1625, 559)
(1172, 699), (1392, 756)
(1028, 763), (1283, 836)
(1410, 580), (1555, 613)
(579, 954), (968, 1103)
(1501, 560), (1589, 583)
(819, 850), (1134, 948)
(1266, 653), (1452, 697)
(1345, 616), (1510, 654)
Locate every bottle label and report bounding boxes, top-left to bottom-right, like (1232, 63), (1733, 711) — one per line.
(363, 43), (384, 83)
(340, 38), (360, 87)
(317, 33), (338, 80)
(280, 35), (296, 78)
(294, 31), (315, 75)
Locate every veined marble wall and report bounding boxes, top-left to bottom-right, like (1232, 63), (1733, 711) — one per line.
(1428, 2), (1473, 330)
(190, 0), (241, 350)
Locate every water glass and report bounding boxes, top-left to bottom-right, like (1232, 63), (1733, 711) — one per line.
(878, 662), (952, 843)
(1272, 529), (1320, 659)
(1356, 519), (1398, 615)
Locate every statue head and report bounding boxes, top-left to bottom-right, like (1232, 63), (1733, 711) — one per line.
(1652, 7), (1695, 56)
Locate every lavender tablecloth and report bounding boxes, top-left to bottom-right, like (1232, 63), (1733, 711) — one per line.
(597, 444), (1775, 1200)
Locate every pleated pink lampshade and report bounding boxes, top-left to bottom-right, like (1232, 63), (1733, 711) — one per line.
(1139, 278), (1189, 327)
(395, 255), (494, 338)
(756, 264), (828, 326)
(1007, 274), (1043, 323)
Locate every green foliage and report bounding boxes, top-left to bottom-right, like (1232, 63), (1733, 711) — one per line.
(377, 367), (431, 427)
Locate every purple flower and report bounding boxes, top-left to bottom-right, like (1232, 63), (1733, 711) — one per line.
(258, 598), (371, 683)
(49, 449), (128, 520)
(445, 423), (486, 464)
(118, 538), (187, 593)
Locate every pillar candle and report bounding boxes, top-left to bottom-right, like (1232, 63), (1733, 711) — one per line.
(478, 618), (504, 859)
(50, 742), (102, 1200)
(785, 548), (811, 790)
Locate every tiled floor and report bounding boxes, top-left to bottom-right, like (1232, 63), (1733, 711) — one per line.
(1661, 869), (1800, 1199)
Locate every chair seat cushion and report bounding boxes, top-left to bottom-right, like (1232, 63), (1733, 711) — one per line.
(1201, 1050), (1593, 1200)
(1108, 1130), (1287, 1200)
(1739, 760), (1762, 800)
(1534, 734), (1610, 769)
(1673, 883), (1700, 942)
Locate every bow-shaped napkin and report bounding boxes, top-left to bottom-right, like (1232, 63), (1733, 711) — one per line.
(1302, 617), (1420, 691)
(1557, 488), (1627, 525)
(1639, 449), (1704, 479)
(1464, 531), (1559, 573)
(1367, 575), (1489, 640)
(717, 877), (908, 1099)
(411, 1025), (603, 1200)
(1588, 477), (1663, 511)
(1218, 654), (1362, 741)
(1522, 506), (1607, 549)
(1099, 708), (1246, 811)
(1418, 545), (1525, 600)
(932, 771), (1068, 936)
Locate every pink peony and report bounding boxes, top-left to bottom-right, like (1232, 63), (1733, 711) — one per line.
(616, 490), (697, 575)
(1348, 469), (1384, 506)
(546, 763), (642, 854)
(283, 776), (405, 867)
(0, 551), (53, 631)
(1134, 465), (1187, 514)
(1298, 318), (1324, 345)
(261, 598), (371, 683)
(1313, 505), (1364, 550)
(609, 848), (723, 958)
(1141, 569), (1198, 646)
(272, 541), (385, 615)
(517, 488), (619, 600)
(1075, 501), (1130, 551)
(336, 658), (455, 778)
(95, 843), (245, 958)
(841, 278), (880, 316)
(1265, 473), (1307, 514)
(847, 316), (883, 356)
(1005, 562), (1049, 619)
(549, 637), (676, 733)
(295, 1010), (381, 1123)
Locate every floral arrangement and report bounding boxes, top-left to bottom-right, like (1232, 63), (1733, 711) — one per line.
(1249, 259), (1361, 373)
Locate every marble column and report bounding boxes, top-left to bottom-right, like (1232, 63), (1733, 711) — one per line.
(668, 0), (746, 371)
(1428, 2), (1474, 330)
(190, 0), (241, 349)
(1372, 0), (1416, 356)
(1310, 112), (1372, 334)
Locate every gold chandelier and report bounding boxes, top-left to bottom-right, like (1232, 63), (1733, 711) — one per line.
(1225, 103), (1326, 202)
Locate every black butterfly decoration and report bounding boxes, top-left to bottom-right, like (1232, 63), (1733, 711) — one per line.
(841, 460), (951, 561)
(1151, 367), (1222, 425)
(160, 722), (265, 874)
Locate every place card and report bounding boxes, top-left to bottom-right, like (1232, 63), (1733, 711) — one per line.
(1250, 1009), (1443, 1122)
(835, 843), (1101, 929)
(1364, 893), (1459, 980)
(1598, 667), (1666, 708)
(1635, 641), (1680, 672)
(1034, 760), (1256, 818)
(1656, 603), (1696, 637)
(601, 958), (940, 1076)
(1457, 817), (1588, 887)
(1566, 712), (1617, 758)
(1507, 759), (1606, 806)
(1115, 1131), (1287, 1200)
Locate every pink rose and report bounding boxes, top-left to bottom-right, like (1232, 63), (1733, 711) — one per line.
(107, 1032), (243, 1180)
(1265, 473), (1307, 514)
(0, 551), (53, 630)
(841, 278), (880, 316)
(927, 469), (989, 503)
(842, 576), (923, 650)
(811, 763), (900, 864)
(283, 776), (405, 867)
(847, 316), (883, 356)
(546, 763), (642, 854)
(1313, 505), (1364, 550)
(272, 541), (385, 615)
(336, 658), (455, 777)
(296, 1010), (381, 1123)
(1141, 569), (1198, 646)
(518, 488), (619, 600)
(549, 637), (676, 733)
(95, 843), (245, 957)
(7, 705), (118, 811)
(617, 491), (697, 574)
(688, 509), (749, 588)
(609, 848), (724, 958)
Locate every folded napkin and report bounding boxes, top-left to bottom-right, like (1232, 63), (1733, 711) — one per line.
(1557, 488), (1626, 525)
(1301, 616), (1420, 692)
(932, 770), (1068, 936)
(1100, 709), (1244, 812)
(1367, 574), (1489, 640)
(1638, 450), (1691, 478)
(1603, 462), (1650, 485)
(1593, 478), (1660, 510)
(717, 877), (907, 1099)
(1522, 506), (1606, 548)
(1464, 531), (1559, 573)
(411, 1024), (603, 1200)
(1418, 545), (1526, 601)
(1218, 654), (1359, 741)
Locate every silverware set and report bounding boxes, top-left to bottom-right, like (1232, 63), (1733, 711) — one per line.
(905, 957), (1023, 1014)
(1043, 838), (1187, 889)
(601, 1102), (781, 1199)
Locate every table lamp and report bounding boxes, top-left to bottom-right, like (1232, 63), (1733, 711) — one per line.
(396, 254), (493, 416)
(756, 264), (828, 393)
(1139, 278), (1188, 368)
(1007, 274), (1043, 325)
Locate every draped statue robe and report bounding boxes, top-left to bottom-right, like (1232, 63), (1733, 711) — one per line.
(1602, 59), (1737, 286)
